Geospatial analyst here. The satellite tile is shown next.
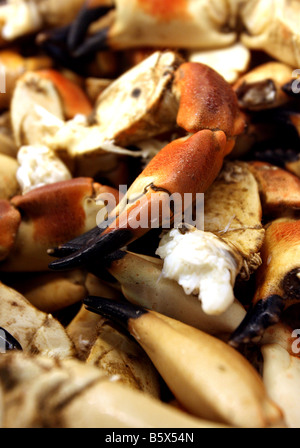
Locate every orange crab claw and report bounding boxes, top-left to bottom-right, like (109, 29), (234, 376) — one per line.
(0, 178), (119, 272)
(230, 219), (300, 347)
(49, 62), (246, 271)
(248, 161), (300, 216)
(173, 62), (246, 139)
(49, 130), (233, 270)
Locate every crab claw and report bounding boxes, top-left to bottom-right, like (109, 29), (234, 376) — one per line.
(49, 129), (231, 270)
(230, 218), (300, 347)
(49, 61), (245, 270)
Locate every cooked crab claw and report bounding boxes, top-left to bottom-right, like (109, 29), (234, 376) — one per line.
(230, 218), (300, 347)
(83, 296), (284, 428)
(0, 327), (22, 352)
(49, 130), (233, 271)
(49, 61), (245, 271)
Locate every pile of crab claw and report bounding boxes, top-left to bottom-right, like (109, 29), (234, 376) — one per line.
(0, 0), (299, 429)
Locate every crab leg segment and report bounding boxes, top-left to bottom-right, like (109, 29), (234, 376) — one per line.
(84, 296), (283, 428)
(230, 219), (300, 347)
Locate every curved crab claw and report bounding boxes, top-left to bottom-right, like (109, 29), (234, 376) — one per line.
(49, 129), (231, 270)
(0, 178), (119, 272)
(230, 219), (300, 347)
(49, 62), (246, 270)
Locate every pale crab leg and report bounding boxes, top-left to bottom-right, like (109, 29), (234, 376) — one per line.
(230, 218), (300, 347)
(49, 61), (246, 270)
(94, 249), (247, 337)
(83, 296), (284, 428)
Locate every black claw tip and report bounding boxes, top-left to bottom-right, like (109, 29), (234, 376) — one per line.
(49, 226), (106, 259)
(49, 228), (133, 271)
(229, 295), (285, 347)
(0, 328), (22, 352)
(67, 5), (113, 52)
(71, 27), (110, 58)
(84, 296), (147, 329)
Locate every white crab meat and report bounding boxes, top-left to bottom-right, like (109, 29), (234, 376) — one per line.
(155, 227), (239, 315)
(16, 145), (72, 194)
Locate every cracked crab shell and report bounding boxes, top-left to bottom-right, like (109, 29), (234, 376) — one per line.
(204, 161), (265, 279)
(0, 352), (229, 428)
(67, 305), (161, 398)
(11, 70), (92, 147)
(0, 0), (86, 41)
(106, 252), (246, 337)
(93, 51), (184, 146)
(0, 282), (74, 359)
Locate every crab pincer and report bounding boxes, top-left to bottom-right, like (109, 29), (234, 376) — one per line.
(230, 218), (300, 347)
(49, 62), (246, 270)
(38, 0), (238, 64)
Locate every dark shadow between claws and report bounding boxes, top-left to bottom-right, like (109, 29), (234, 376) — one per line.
(229, 295), (285, 348)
